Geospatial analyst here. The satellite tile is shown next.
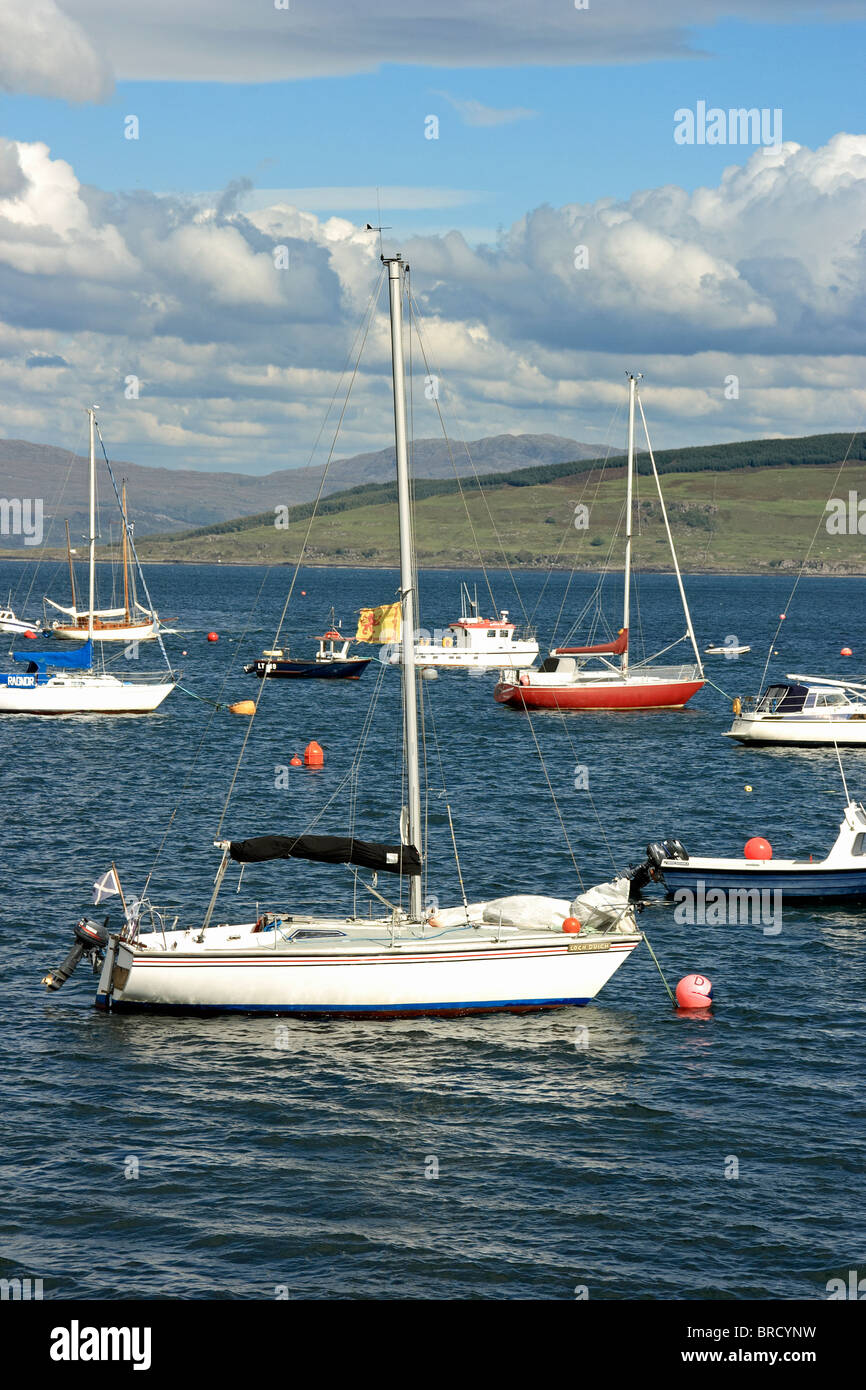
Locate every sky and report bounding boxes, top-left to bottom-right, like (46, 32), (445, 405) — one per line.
(0, 1), (864, 472)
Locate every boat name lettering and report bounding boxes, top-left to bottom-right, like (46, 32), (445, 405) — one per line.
(568, 940), (611, 953)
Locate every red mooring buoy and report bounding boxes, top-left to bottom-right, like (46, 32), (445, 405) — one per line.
(304, 740), (324, 768)
(676, 974), (713, 1009)
(207, 632), (219, 642)
(744, 836), (772, 860)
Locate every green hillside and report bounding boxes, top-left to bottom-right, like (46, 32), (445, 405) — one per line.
(134, 432), (866, 574)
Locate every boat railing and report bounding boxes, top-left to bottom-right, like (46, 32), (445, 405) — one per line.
(630, 662), (703, 681)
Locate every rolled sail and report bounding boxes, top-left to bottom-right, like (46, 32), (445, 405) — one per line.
(229, 834), (422, 876)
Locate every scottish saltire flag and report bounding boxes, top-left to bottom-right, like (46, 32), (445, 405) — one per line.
(92, 867), (121, 905)
(355, 602), (401, 643)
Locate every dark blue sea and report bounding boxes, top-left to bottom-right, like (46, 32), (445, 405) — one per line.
(1, 561), (864, 1300)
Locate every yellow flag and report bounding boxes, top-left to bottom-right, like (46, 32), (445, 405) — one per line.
(355, 603), (402, 643)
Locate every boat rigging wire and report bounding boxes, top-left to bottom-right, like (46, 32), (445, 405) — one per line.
(140, 269), (387, 901)
(757, 423), (866, 694)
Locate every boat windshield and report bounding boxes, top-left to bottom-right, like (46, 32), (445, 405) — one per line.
(756, 683), (808, 714)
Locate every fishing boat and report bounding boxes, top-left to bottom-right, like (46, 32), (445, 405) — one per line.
(393, 583), (538, 672)
(494, 374), (705, 711)
(725, 675), (866, 745)
(244, 618), (370, 680)
(0, 600), (47, 637)
(0, 409), (175, 714)
(45, 255), (643, 1016)
(634, 797), (866, 904)
(48, 487), (160, 642)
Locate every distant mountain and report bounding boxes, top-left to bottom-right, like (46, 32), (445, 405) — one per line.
(0, 433), (613, 547)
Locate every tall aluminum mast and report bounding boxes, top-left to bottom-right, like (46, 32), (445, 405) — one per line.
(384, 255), (423, 920)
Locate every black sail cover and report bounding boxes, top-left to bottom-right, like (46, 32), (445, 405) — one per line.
(228, 834), (422, 876)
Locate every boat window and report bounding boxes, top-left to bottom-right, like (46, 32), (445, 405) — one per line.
(538, 657), (560, 673)
(813, 692), (847, 707)
(486, 630), (498, 638)
(852, 834), (866, 856)
(756, 684), (807, 714)
(498, 630), (509, 638)
(289, 928), (348, 941)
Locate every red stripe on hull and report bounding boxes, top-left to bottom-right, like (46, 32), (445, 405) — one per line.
(493, 680), (705, 710)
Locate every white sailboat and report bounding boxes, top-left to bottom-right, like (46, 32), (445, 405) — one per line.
(46, 256), (643, 1017)
(0, 409), (175, 714)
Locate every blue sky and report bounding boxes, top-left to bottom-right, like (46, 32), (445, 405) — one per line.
(2, 19), (863, 241)
(0, 3), (864, 470)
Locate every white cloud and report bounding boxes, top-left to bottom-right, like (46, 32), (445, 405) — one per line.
(0, 134), (865, 471)
(0, 0), (112, 101)
(434, 93), (536, 127)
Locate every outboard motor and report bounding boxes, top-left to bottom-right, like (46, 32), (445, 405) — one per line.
(663, 838), (689, 861)
(42, 917), (110, 991)
(623, 839), (689, 899)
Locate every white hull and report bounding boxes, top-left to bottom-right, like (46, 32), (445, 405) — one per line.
(0, 674), (174, 714)
(52, 619), (158, 643)
(407, 641), (539, 670)
(725, 716), (866, 746)
(0, 619), (40, 635)
(96, 913), (640, 1016)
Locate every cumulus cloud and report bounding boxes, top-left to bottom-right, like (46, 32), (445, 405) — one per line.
(0, 0), (112, 101)
(0, 134), (864, 471)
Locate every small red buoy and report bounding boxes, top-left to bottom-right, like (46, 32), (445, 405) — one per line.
(841, 647), (853, 657)
(779, 613), (786, 620)
(290, 756), (302, 767)
(207, 631), (219, 642)
(24, 629), (37, 639)
(301, 590), (306, 596)
(562, 916), (581, 934)
(304, 740), (324, 768)
(744, 836), (772, 860)
(675, 974), (713, 1009)
(182, 649), (188, 656)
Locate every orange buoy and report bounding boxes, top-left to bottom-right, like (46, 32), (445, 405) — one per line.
(304, 740), (324, 768)
(301, 590), (306, 596)
(207, 631), (219, 642)
(290, 756), (302, 767)
(181, 649), (188, 655)
(24, 629), (37, 639)
(779, 613), (786, 620)
(675, 974), (713, 1009)
(562, 916), (581, 934)
(744, 836), (772, 860)
(229, 699), (256, 715)
(841, 647), (853, 657)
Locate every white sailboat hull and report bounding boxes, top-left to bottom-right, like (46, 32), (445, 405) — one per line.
(52, 619), (158, 643)
(96, 924), (640, 1016)
(0, 674), (174, 714)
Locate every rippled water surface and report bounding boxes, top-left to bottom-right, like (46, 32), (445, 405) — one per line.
(1, 562), (864, 1299)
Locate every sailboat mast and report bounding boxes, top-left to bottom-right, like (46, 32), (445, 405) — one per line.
(65, 519), (77, 616)
(87, 407), (96, 645)
(385, 254), (423, 920)
(121, 482), (130, 622)
(622, 374), (638, 678)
